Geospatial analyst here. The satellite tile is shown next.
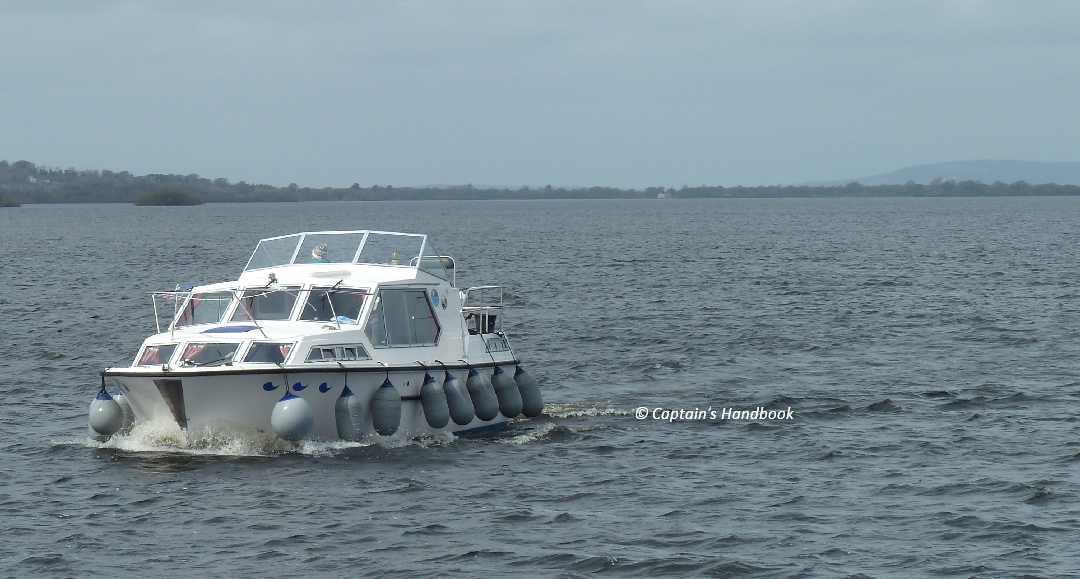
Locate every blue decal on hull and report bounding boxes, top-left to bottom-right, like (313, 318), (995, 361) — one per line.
(318, 382), (331, 393)
(262, 382), (279, 392)
(292, 382), (306, 392)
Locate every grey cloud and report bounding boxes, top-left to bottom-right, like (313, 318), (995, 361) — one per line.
(1, 1), (1078, 187)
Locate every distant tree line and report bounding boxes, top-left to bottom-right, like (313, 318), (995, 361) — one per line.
(3, 159), (1080, 204)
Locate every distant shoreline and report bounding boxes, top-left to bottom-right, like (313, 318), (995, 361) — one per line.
(8, 191), (1080, 206)
(5, 159), (1080, 204)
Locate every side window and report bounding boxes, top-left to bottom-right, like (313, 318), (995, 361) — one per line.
(364, 295), (387, 347)
(305, 344), (370, 362)
(178, 343), (239, 367)
(138, 344), (177, 366)
(383, 290), (412, 345)
(244, 342), (294, 364)
(406, 290), (439, 344)
(364, 289), (441, 347)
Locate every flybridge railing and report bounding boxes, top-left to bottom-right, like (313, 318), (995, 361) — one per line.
(461, 286), (510, 358)
(462, 285), (504, 310)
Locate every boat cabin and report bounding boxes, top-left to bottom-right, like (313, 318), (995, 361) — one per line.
(135, 230), (510, 370)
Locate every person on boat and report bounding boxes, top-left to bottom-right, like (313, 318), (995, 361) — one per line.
(311, 243), (330, 262)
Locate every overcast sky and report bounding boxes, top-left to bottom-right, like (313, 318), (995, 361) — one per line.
(1, 1), (1078, 187)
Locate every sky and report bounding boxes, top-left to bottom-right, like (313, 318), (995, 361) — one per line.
(1, 0), (1079, 187)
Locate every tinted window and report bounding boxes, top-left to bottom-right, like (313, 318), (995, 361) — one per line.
(383, 290), (413, 345)
(407, 291), (439, 344)
(138, 344), (177, 366)
(244, 342), (294, 364)
(364, 289), (440, 347)
(365, 296), (388, 347)
(179, 343), (239, 367)
(231, 288), (300, 321)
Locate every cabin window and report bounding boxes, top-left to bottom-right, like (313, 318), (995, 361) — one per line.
(137, 344), (177, 366)
(231, 287), (300, 321)
(175, 292), (234, 327)
(299, 288), (368, 323)
(178, 343), (239, 367)
(305, 344), (370, 362)
(243, 342), (294, 364)
(364, 289), (441, 347)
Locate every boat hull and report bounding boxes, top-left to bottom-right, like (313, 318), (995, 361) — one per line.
(106, 364), (518, 440)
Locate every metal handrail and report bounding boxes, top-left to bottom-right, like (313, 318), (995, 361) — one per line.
(462, 285), (504, 308)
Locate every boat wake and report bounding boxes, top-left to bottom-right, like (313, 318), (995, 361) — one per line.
(76, 418), (316, 456)
(502, 422), (594, 445)
(61, 402), (622, 456)
(61, 417), (444, 457)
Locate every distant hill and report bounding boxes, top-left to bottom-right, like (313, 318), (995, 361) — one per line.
(854, 160), (1080, 186)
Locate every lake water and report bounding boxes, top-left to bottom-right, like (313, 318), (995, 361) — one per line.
(2, 198), (1079, 577)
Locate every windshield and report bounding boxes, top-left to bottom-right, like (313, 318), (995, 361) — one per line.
(231, 287), (300, 321)
(175, 291), (234, 327)
(246, 235), (300, 270)
(294, 233), (366, 265)
(356, 233), (424, 266)
(243, 231), (429, 272)
(299, 287), (368, 323)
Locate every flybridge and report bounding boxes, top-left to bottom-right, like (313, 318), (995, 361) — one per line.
(244, 230), (450, 279)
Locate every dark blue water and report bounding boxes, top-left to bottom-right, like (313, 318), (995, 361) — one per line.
(2, 198), (1079, 577)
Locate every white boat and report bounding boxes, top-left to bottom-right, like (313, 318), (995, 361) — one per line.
(91, 230), (544, 443)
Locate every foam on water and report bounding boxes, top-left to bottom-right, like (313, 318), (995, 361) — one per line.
(501, 421), (594, 445)
(71, 418), (295, 456)
(59, 416), (471, 457)
(542, 402), (632, 418)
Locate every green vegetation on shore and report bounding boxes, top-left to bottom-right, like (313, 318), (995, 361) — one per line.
(134, 188), (204, 206)
(4, 159), (1080, 204)
(0, 195), (19, 207)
